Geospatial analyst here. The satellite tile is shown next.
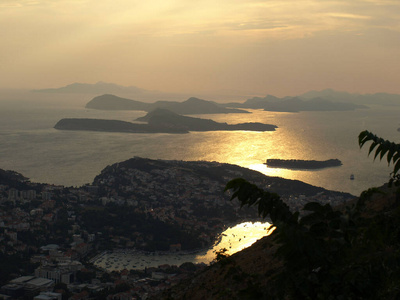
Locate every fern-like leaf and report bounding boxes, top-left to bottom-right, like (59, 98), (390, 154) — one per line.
(358, 130), (400, 176)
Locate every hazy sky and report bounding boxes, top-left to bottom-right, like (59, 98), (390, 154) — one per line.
(1, 0), (399, 96)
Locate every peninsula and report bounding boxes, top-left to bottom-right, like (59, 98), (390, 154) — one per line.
(54, 108), (278, 133)
(265, 158), (342, 169)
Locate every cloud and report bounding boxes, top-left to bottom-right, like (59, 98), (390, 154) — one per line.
(326, 13), (372, 20)
(0, 0), (399, 94)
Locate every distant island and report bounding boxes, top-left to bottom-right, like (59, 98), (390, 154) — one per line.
(54, 108), (278, 134)
(225, 96), (367, 112)
(85, 94), (249, 114)
(265, 159), (342, 170)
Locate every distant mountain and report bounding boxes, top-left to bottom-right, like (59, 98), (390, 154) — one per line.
(32, 81), (146, 94)
(85, 94), (249, 114)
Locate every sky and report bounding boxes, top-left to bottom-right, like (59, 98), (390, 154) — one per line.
(1, 0), (400, 97)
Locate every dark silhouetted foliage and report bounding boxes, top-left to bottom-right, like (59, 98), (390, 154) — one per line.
(224, 131), (400, 299)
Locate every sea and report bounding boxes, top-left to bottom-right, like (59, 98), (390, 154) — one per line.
(1, 90), (399, 269)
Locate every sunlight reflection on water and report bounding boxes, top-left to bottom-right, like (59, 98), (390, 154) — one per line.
(195, 221), (274, 262)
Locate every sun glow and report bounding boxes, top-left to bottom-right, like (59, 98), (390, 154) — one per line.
(1, 0), (399, 94)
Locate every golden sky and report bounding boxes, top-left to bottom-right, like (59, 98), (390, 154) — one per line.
(1, 0), (399, 96)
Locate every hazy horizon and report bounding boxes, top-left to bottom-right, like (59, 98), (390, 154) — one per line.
(1, 1), (400, 97)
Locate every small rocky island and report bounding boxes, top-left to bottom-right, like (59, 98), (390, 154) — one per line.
(265, 158), (342, 170)
(54, 108), (278, 134)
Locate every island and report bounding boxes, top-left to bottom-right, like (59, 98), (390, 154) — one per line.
(225, 95), (368, 112)
(265, 158), (342, 169)
(85, 94), (249, 114)
(54, 108), (278, 133)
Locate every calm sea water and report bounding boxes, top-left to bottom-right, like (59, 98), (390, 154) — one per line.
(0, 93), (399, 196)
